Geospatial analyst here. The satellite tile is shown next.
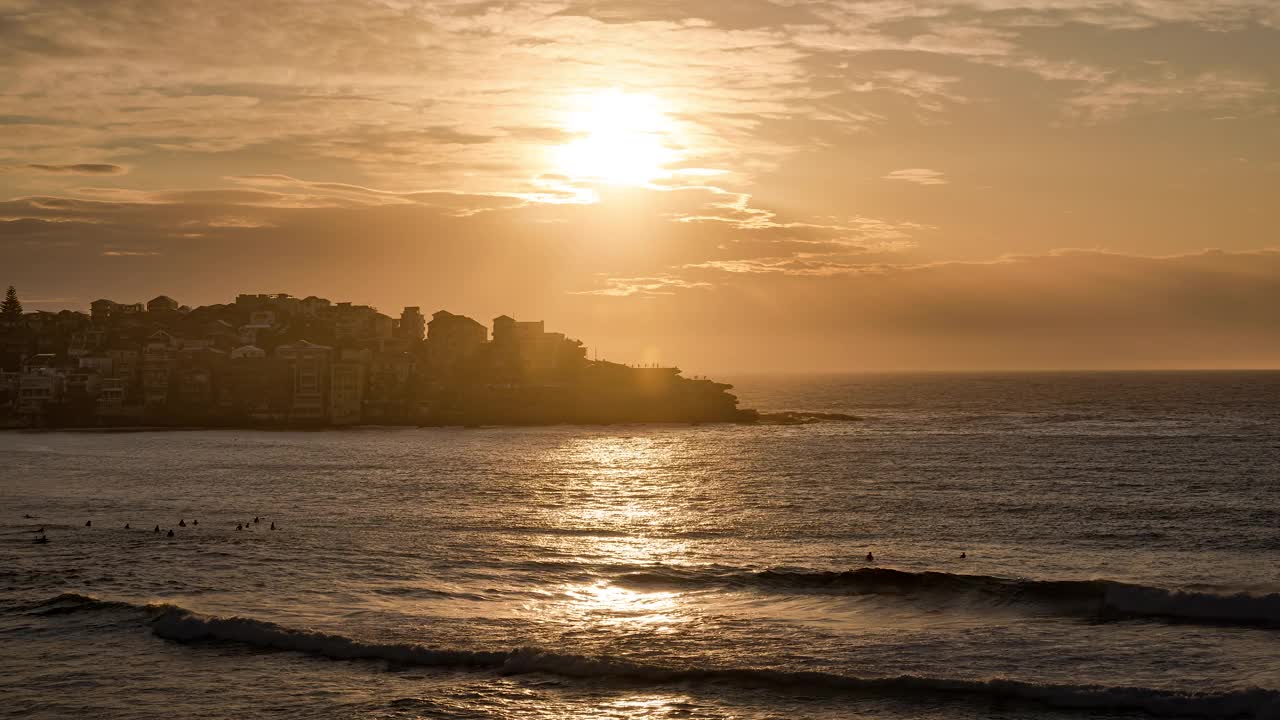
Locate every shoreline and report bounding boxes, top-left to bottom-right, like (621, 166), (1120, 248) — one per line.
(0, 410), (864, 433)
(0, 419), (755, 433)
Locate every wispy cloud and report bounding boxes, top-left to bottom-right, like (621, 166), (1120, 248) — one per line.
(571, 275), (712, 298)
(18, 163), (128, 175)
(883, 168), (949, 186)
(1066, 71), (1274, 122)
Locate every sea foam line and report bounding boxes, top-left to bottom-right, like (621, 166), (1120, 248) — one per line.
(26, 593), (1280, 719)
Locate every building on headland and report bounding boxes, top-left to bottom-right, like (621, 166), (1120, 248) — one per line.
(105, 346), (141, 402)
(173, 347), (226, 414)
(329, 348), (370, 425)
(90, 299), (115, 323)
(18, 369), (64, 416)
(78, 355), (113, 377)
(97, 376), (127, 409)
(68, 328), (106, 358)
(276, 340), (331, 422)
(398, 307), (425, 342)
(365, 350), (415, 421)
(141, 331), (178, 408)
(220, 351), (289, 420)
(202, 320), (240, 350)
(492, 315), (586, 377)
(300, 296), (331, 316)
(427, 310), (486, 371)
(0, 291), (750, 427)
(65, 368), (101, 398)
(238, 322), (273, 348)
(147, 295), (180, 313)
(17, 355), (64, 417)
(90, 299), (144, 323)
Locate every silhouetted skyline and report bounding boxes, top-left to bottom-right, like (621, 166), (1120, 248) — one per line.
(0, 289), (749, 427)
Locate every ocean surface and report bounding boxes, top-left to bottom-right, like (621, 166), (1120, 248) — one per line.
(3, 371), (1280, 720)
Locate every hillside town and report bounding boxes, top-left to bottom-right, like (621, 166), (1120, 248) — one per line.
(0, 287), (753, 428)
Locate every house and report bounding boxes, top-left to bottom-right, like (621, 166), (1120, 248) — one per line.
(398, 307), (425, 342)
(276, 340), (332, 421)
(147, 295), (180, 313)
(173, 347), (227, 413)
(98, 377), (127, 408)
(427, 310), (486, 371)
(90, 299), (116, 323)
(239, 323), (272, 346)
(300, 296), (331, 316)
(141, 331), (177, 407)
(78, 355), (113, 376)
(492, 316), (587, 376)
(329, 348), (370, 425)
(219, 355), (290, 420)
(202, 320), (239, 349)
(17, 368), (64, 415)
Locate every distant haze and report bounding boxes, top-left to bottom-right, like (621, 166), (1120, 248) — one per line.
(3, 1), (1279, 372)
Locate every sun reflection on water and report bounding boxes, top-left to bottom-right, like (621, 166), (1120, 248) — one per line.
(589, 694), (700, 719)
(559, 580), (681, 630)
(522, 435), (707, 631)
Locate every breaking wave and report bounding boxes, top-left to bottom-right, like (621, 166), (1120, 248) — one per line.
(26, 593), (1280, 719)
(613, 566), (1280, 628)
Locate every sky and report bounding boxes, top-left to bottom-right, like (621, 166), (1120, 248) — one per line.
(2, 0), (1279, 372)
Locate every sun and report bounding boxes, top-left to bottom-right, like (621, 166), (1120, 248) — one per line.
(553, 89), (678, 186)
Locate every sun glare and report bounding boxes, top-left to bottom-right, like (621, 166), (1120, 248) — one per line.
(553, 89), (678, 186)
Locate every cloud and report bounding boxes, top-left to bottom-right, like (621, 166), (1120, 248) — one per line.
(883, 168), (949, 185)
(576, 248), (1280, 370)
(20, 163), (128, 175)
(0, 0), (1277, 373)
(571, 275), (713, 297)
(1066, 71), (1274, 122)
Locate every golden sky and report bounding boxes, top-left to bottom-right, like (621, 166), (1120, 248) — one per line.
(2, 0), (1279, 370)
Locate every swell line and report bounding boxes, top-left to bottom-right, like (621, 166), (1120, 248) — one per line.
(609, 566), (1280, 628)
(24, 593), (1280, 720)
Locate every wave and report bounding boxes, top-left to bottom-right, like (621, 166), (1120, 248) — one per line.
(26, 593), (1280, 719)
(756, 411), (865, 425)
(612, 566), (1280, 628)
(24, 591), (177, 616)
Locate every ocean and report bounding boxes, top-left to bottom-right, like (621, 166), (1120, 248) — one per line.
(3, 371), (1279, 719)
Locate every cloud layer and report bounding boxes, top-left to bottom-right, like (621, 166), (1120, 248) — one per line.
(2, 0), (1279, 369)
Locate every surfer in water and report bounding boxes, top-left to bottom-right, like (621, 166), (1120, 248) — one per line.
(865, 551), (874, 563)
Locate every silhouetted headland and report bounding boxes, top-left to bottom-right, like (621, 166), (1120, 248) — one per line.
(0, 292), (756, 428)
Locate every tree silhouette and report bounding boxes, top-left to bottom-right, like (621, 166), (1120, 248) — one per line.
(1, 286), (22, 320)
